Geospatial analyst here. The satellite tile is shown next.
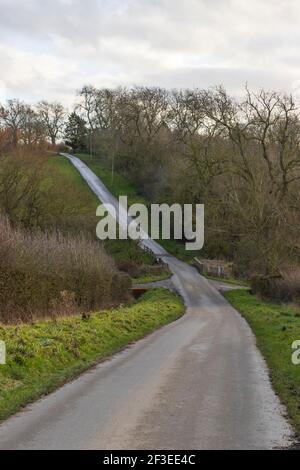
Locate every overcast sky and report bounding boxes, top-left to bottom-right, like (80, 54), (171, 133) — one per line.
(0, 0), (300, 107)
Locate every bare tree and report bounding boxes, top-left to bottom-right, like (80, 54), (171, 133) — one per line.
(243, 87), (300, 197)
(169, 89), (226, 193)
(0, 99), (29, 145)
(37, 101), (66, 145)
(202, 86), (300, 197)
(21, 107), (46, 146)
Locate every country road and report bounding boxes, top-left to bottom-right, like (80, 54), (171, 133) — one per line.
(0, 154), (294, 450)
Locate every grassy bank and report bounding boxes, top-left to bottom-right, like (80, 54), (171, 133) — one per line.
(204, 273), (249, 286)
(0, 288), (183, 422)
(48, 155), (99, 209)
(224, 289), (300, 436)
(76, 153), (147, 206)
(133, 272), (172, 284)
(48, 155), (163, 279)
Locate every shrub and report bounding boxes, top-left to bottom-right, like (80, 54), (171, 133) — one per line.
(0, 217), (131, 323)
(233, 239), (266, 279)
(0, 152), (98, 234)
(250, 276), (287, 302)
(251, 266), (300, 304)
(279, 267), (300, 303)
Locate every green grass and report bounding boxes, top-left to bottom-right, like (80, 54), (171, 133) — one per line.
(158, 238), (199, 262)
(224, 289), (300, 437)
(48, 155), (99, 209)
(76, 153), (146, 206)
(204, 273), (249, 286)
(0, 288), (183, 422)
(102, 238), (154, 265)
(133, 272), (172, 284)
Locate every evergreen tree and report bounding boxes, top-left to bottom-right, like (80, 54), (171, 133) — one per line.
(64, 112), (87, 151)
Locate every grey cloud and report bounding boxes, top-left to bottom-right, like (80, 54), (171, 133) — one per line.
(0, 0), (299, 105)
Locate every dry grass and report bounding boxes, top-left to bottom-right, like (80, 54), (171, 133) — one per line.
(251, 266), (300, 304)
(279, 266), (300, 303)
(0, 217), (131, 323)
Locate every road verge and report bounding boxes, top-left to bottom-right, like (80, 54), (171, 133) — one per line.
(0, 288), (184, 422)
(224, 288), (300, 438)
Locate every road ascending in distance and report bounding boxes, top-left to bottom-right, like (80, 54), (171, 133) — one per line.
(0, 154), (293, 450)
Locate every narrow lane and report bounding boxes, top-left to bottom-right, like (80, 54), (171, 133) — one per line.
(0, 154), (293, 450)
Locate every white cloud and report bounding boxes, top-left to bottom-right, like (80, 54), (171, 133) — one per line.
(0, 0), (299, 107)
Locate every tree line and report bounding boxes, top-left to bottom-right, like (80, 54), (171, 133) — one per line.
(1, 85), (300, 283)
(75, 85), (300, 280)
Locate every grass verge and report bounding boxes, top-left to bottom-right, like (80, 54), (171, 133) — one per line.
(224, 289), (300, 437)
(48, 155), (99, 206)
(48, 155), (99, 212)
(204, 274), (249, 286)
(0, 288), (184, 422)
(133, 272), (172, 284)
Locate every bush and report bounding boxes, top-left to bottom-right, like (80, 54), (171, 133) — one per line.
(251, 267), (300, 304)
(0, 152), (99, 233)
(0, 217), (131, 323)
(279, 267), (300, 303)
(233, 239), (266, 279)
(250, 276), (287, 302)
